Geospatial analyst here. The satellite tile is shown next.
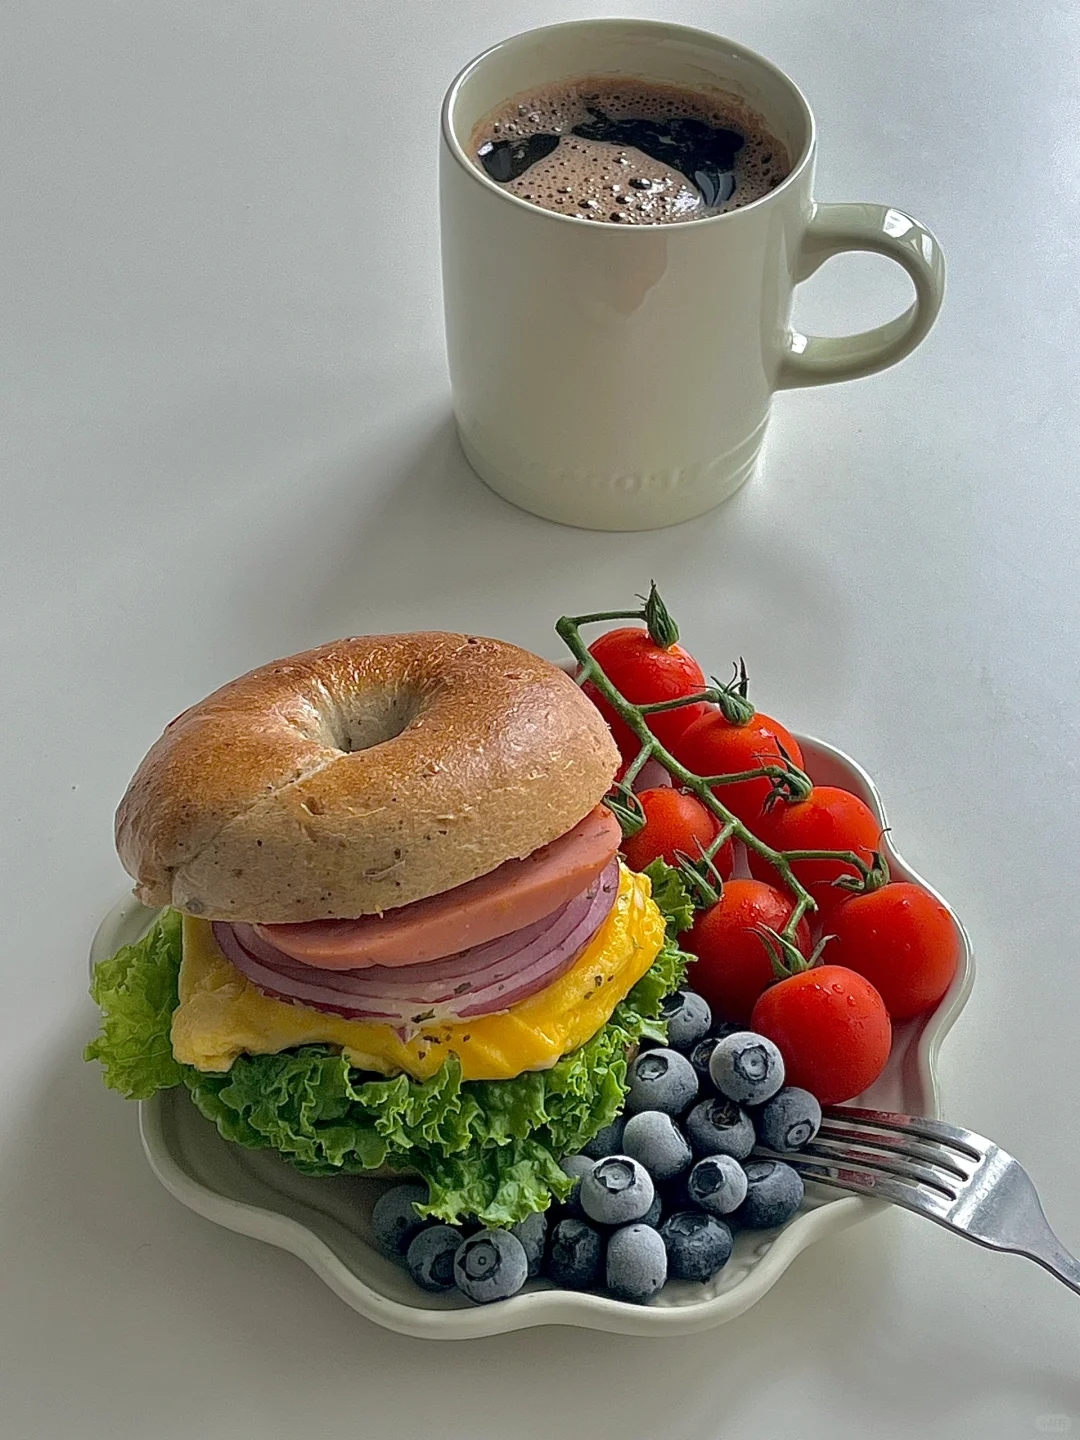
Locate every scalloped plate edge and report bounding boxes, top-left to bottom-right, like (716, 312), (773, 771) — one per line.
(91, 732), (973, 1338)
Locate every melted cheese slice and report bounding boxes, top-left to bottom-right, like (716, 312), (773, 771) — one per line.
(172, 863), (665, 1082)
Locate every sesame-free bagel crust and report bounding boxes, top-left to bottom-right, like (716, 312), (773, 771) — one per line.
(116, 633), (620, 922)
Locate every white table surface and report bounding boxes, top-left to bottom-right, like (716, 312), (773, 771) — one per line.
(3, 0), (1079, 1435)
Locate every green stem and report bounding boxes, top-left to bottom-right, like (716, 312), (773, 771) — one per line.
(700, 765), (810, 792)
(784, 893), (815, 935)
(778, 848), (874, 879)
(564, 607), (646, 629)
(557, 606), (876, 942)
(638, 690), (719, 714)
(704, 822), (737, 859)
(620, 742), (655, 791)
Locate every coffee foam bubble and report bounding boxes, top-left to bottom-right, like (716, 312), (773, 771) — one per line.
(470, 76), (790, 224)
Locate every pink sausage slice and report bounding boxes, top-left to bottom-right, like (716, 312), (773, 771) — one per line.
(255, 805), (622, 970)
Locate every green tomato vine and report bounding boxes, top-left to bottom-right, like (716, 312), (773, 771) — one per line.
(556, 584), (886, 947)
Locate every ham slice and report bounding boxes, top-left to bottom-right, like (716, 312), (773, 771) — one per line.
(255, 805), (622, 970)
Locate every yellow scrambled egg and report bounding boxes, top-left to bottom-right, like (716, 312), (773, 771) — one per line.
(172, 862), (665, 1082)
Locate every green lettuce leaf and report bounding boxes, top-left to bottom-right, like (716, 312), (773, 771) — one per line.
(179, 934), (686, 1224)
(86, 876), (690, 1225)
(643, 858), (696, 934)
(418, 1139), (572, 1229)
(84, 909), (184, 1098)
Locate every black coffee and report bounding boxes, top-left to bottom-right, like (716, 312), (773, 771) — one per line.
(470, 76), (789, 224)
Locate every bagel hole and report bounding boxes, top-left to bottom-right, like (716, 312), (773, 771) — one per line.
(322, 686), (425, 755)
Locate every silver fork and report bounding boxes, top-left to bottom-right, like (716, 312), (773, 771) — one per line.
(757, 1106), (1080, 1296)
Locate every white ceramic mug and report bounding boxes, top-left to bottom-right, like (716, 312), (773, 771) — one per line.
(440, 19), (945, 531)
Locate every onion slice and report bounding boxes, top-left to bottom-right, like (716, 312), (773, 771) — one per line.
(212, 862), (620, 1025)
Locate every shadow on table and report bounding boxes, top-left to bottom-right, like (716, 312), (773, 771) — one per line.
(272, 409), (709, 642)
(4, 1027), (1080, 1436)
(227, 405), (849, 705)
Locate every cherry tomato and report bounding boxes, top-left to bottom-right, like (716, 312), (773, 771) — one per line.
(748, 786), (881, 916)
(750, 965), (892, 1106)
(673, 710), (805, 825)
(620, 787), (735, 877)
(582, 627), (709, 765)
(825, 883), (959, 1020)
(684, 879), (812, 1024)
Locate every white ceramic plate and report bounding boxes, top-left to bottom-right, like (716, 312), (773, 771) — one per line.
(90, 733), (973, 1338)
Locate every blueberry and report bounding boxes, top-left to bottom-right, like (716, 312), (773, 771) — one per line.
(735, 1160), (805, 1229)
(755, 1086), (822, 1151)
(687, 1024), (742, 1085)
(580, 1155), (655, 1225)
(659, 990), (712, 1052)
(687, 1154), (749, 1216)
(688, 1036), (720, 1086)
(625, 1048), (699, 1116)
(622, 1110), (693, 1180)
(659, 1211), (734, 1282)
(546, 1217), (605, 1290)
(511, 1210), (548, 1279)
(709, 1031), (785, 1106)
(453, 1229), (529, 1303)
(685, 1097), (755, 1160)
(557, 1155), (594, 1218)
(606, 1224), (667, 1303)
(371, 1184), (430, 1258)
(581, 1117), (626, 1159)
(405, 1224), (461, 1291)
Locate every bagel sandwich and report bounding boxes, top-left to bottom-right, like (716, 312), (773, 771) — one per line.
(86, 633), (693, 1226)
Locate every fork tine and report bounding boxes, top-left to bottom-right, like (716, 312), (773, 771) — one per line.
(794, 1138), (962, 1199)
(816, 1121), (974, 1180)
(782, 1125), (1080, 1297)
(778, 1155), (954, 1218)
(823, 1107), (988, 1161)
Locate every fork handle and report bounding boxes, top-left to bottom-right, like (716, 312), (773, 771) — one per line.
(1024, 1233), (1080, 1297)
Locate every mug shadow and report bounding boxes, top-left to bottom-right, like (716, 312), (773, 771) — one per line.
(222, 399), (856, 704)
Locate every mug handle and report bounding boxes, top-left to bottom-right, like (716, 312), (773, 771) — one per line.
(777, 202), (945, 389)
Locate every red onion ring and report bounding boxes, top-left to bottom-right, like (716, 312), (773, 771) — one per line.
(212, 862), (619, 1025)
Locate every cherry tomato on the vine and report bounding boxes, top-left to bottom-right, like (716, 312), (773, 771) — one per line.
(673, 710), (805, 826)
(750, 964), (892, 1106)
(684, 878), (812, 1024)
(825, 883), (959, 1020)
(748, 786), (881, 916)
(620, 787), (735, 877)
(582, 627), (710, 765)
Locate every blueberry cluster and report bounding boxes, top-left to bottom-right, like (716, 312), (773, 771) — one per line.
(543, 1003), (821, 1302)
(370, 1186), (542, 1304)
(371, 991), (822, 1306)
